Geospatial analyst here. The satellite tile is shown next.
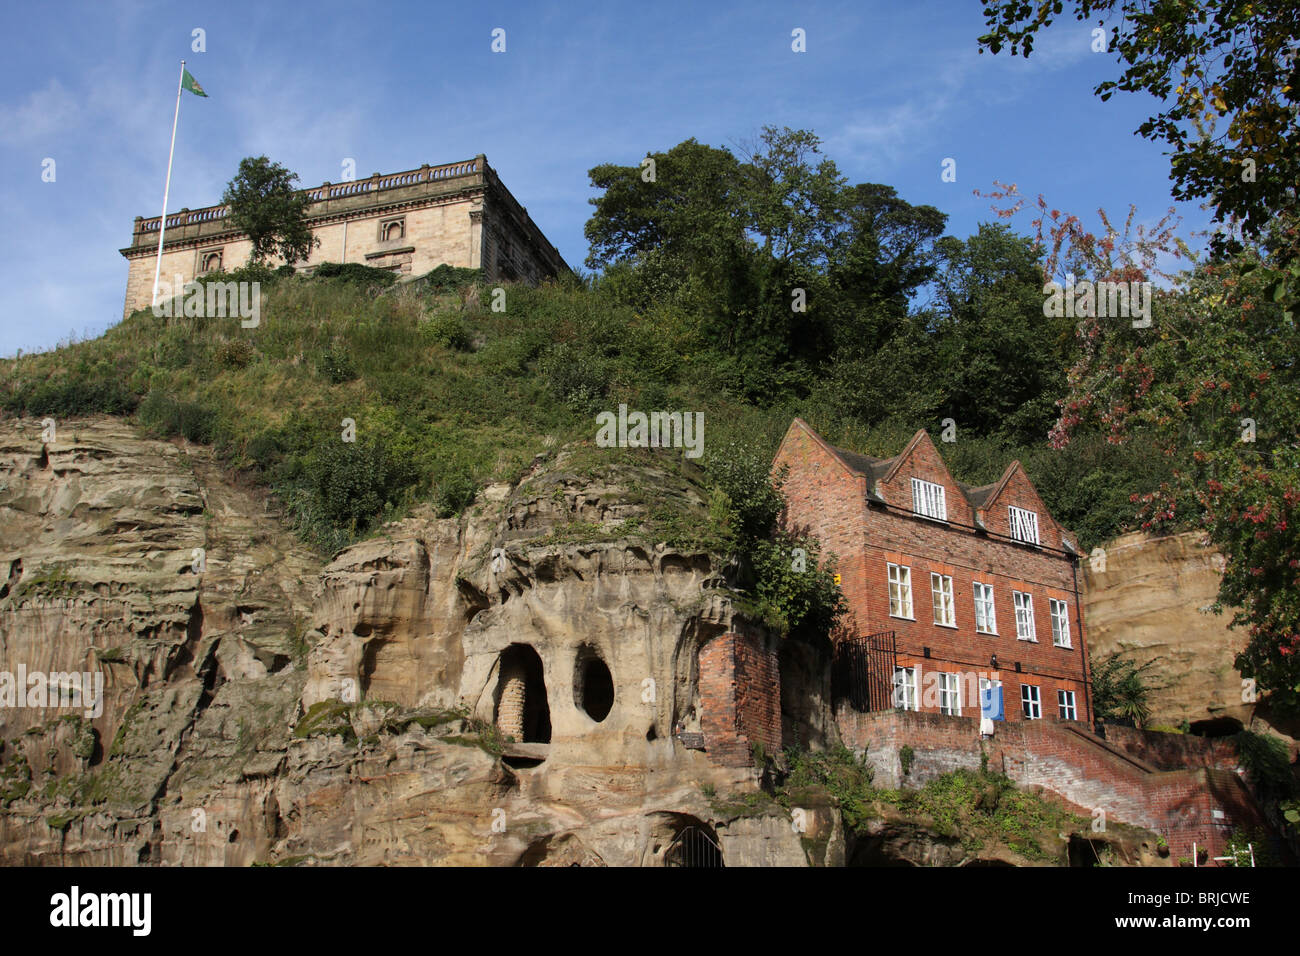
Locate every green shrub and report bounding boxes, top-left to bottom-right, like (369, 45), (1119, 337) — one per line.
(317, 345), (358, 384)
(311, 262), (397, 287)
(2, 377), (138, 417)
(137, 391), (217, 443)
(421, 313), (472, 351)
(306, 438), (411, 532)
(431, 468), (478, 517)
(539, 341), (610, 412)
(214, 337), (255, 370)
(1234, 731), (1295, 800)
(413, 264), (481, 292)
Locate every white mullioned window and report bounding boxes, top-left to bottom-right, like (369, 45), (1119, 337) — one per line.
(938, 672), (961, 716)
(1058, 690), (1077, 721)
(1021, 684), (1041, 719)
(1009, 506), (1040, 544)
(1050, 598), (1072, 647)
(888, 563), (913, 619)
(893, 667), (918, 711)
(1013, 590), (1036, 641)
(911, 478), (947, 521)
(931, 573), (955, 626)
(973, 582), (996, 634)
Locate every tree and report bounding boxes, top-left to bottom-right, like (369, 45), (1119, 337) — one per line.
(1090, 652), (1162, 727)
(930, 224), (1073, 443)
(584, 128), (947, 398)
(978, 1), (1300, 244)
(222, 156), (319, 266)
(1057, 222), (1300, 711)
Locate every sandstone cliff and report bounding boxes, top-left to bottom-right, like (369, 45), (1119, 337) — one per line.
(1081, 530), (1297, 748)
(0, 416), (1166, 866)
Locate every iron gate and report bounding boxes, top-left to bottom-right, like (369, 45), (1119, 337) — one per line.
(832, 630), (898, 713)
(665, 826), (724, 867)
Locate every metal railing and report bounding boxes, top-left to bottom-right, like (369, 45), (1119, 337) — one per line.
(832, 630), (898, 713)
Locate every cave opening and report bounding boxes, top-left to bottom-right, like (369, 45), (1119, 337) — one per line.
(574, 646), (614, 722)
(495, 644), (551, 744)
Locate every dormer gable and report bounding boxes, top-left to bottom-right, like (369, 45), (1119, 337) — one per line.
(875, 429), (975, 528)
(973, 461), (1072, 550)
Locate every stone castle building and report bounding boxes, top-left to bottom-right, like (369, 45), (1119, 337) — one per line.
(119, 155), (569, 317)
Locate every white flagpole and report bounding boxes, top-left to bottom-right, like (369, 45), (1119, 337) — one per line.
(151, 59), (187, 306)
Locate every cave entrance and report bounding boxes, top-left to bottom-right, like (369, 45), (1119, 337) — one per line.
(574, 645), (614, 722)
(495, 644), (551, 745)
(665, 822), (724, 868)
(1189, 716), (1244, 738)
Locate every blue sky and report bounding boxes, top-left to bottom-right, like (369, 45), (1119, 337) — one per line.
(0, 0), (1211, 358)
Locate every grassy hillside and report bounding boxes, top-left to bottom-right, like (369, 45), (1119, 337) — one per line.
(0, 264), (1165, 556)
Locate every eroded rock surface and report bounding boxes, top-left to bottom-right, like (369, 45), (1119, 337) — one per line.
(0, 417), (1179, 866)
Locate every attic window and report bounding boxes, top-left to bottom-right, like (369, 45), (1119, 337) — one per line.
(1009, 506), (1040, 545)
(911, 478), (947, 521)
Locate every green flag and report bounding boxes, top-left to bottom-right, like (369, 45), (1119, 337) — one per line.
(181, 69), (207, 97)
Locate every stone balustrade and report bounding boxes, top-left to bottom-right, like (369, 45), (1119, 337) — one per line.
(133, 156), (485, 240)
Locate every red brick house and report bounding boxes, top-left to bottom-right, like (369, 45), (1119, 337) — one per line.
(773, 418), (1092, 727)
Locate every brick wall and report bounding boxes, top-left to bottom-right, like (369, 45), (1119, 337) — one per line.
(774, 419), (1091, 726)
(1101, 724), (1240, 772)
(839, 708), (1267, 862)
(699, 630), (781, 767)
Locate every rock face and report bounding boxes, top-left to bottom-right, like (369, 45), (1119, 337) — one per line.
(1083, 531), (1254, 731)
(0, 417), (1181, 866)
(0, 417), (807, 866)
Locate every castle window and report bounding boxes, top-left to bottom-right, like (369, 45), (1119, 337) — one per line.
(1013, 591), (1036, 641)
(1009, 506), (1040, 544)
(973, 582), (997, 634)
(200, 250), (223, 273)
(1050, 598), (1072, 647)
(892, 667), (918, 710)
(379, 217), (405, 243)
(937, 672), (961, 716)
(1058, 690), (1077, 721)
(931, 573), (955, 627)
(887, 564), (913, 619)
(911, 478), (947, 521)
(1021, 684), (1042, 719)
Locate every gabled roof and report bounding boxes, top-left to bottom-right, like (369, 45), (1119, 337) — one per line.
(779, 419), (1075, 551)
(818, 429), (1015, 517)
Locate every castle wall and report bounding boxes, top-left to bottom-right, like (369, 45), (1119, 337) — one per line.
(120, 157), (565, 318)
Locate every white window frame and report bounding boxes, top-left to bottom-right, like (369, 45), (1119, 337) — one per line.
(1058, 690), (1077, 721)
(1021, 684), (1041, 720)
(888, 563), (913, 619)
(931, 573), (955, 627)
(911, 478), (947, 521)
(938, 672), (962, 716)
(973, 582), (997, 634)
(893, 666), (918, 711)
(1009, 506), (1040, 545)
(1050, 598), (1072, 648)
(1013, 590), (1036, 641)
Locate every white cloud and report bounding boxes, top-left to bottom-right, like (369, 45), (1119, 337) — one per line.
(0, 80), (81, 145)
